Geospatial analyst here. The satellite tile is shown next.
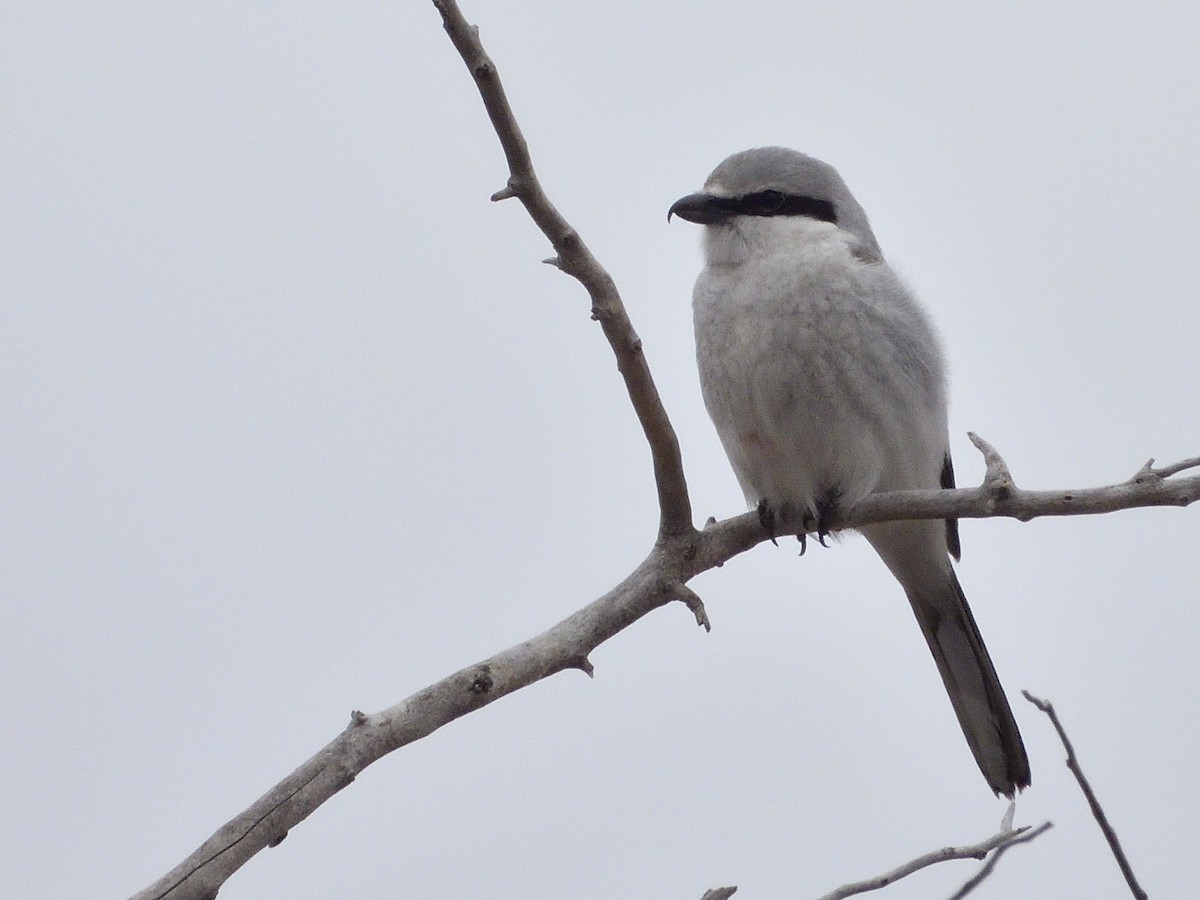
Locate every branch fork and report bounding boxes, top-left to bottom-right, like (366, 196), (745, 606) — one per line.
(133, 3), (1194, 896)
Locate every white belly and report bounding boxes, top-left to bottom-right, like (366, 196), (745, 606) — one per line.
(692, 231), (947, 519)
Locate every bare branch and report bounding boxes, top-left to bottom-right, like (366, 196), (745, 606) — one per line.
(132, 548), (711, 900)
(815, 821), (1047, 900)
(131, 4), (1199, 896)
(849, 444), (1200, 525)
(947, 821), (1054, 898)
(1023, 692), (1148, 900)
(696, 443), (1200, 571)
(701, 888), (738, 900)
(135, 441), (1187, 898)
(430, 0), (692, 537)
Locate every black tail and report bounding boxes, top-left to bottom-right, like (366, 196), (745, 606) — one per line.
(908, 571), (1031, 796)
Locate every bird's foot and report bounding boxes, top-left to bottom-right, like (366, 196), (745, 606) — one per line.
(799, 511), (827, 548)
(804, 488), (842, 548)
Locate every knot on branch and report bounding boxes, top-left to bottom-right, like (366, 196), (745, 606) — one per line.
(557, 227), (580, 248)
(469, 666), (495, 694)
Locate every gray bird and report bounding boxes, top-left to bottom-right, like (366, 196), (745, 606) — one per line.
(670, 147), (1030, 796)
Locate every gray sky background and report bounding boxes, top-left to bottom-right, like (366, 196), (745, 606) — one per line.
(4, 3), (1199, 898)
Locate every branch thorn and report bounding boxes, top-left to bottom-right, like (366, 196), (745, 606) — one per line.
(674, 583), (711, 631)
(968, 431), (1016, 496)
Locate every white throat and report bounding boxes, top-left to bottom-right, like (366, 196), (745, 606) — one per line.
(702, 215), (848, 268)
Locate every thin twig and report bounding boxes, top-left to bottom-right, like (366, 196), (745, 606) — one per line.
(430, 0), (693, 537)
(947, 821), (1053, 898)
(1152, 456), (1200, 479)
(1023, 691), (1148, 900)
(815, 824), (1039, 900)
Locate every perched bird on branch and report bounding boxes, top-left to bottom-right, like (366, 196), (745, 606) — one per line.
(671, 147), (1030, 796)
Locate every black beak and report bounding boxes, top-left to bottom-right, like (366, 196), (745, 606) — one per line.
(667, 192), (731, 225)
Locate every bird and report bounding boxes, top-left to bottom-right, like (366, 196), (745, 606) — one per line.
(669, 147), (1030, 796)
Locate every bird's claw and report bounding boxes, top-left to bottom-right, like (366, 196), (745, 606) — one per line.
(800, 492), (839, 549)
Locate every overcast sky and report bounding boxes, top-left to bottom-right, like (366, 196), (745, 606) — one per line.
(4, 3), (1199, 898)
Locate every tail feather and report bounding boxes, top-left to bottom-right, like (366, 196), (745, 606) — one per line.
(908, 571), (1030, 795)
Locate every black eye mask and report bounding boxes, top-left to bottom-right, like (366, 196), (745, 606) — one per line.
(668, 189), (837, 225)
(716, 190), (838, 223)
